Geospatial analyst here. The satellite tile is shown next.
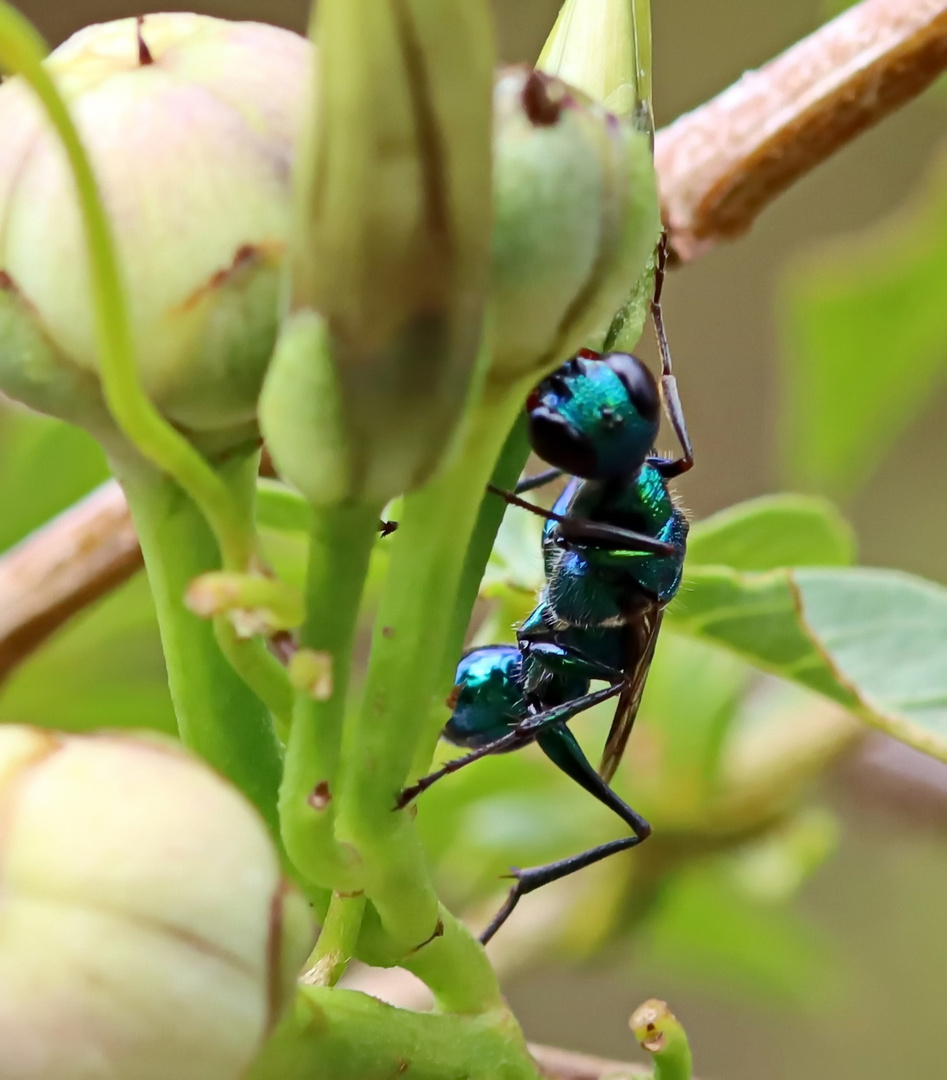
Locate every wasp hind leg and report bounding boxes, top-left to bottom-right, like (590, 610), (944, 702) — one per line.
(479, 829), (650, 945)
(479, 721), (651, 944)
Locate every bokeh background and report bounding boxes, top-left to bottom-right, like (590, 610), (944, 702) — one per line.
(2, 2), (946, 1078)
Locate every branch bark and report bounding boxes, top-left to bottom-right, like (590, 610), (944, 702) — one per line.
(2, 0), (947, 676)
(656, 0), (947, 260)
(0, 481), (140, 683)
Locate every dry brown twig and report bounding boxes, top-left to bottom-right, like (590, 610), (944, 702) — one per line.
(656, 0), (947, 260)
(0, 5), (944, 693)
(0, 481), (140, 683)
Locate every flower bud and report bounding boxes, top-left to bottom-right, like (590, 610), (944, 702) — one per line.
(267, 0), (494, 505)
(0, 15), (309, 455)
(0, 726), (313, 1080)
(538, 0), (653, 129)
(489, 68), (661, 385)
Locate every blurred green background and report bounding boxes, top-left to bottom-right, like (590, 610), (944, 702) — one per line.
(2, 2), (946, 1078)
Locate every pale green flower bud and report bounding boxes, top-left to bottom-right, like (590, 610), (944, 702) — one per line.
(489, 67), (661, 384)
(538, 0), (653, 128)
(0, 15), (309, 455)
(264, 0), (494, 506)
(0, 726), (313, 1080)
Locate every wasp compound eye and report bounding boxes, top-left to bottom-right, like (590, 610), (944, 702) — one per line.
(527, 407), (599, 477)
(602, 353), (661, 428)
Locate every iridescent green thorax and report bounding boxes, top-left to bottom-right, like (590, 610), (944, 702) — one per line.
(556, 463), (675, 543)
(541, 467), (687, 629)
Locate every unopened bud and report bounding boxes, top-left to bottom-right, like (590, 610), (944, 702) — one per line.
(489, 68), (660, 385)
(270, 0), (494, 505)
(0, 15), (309, 455)
(0, 726), (313, 1080)
(538, 0), (653, 129)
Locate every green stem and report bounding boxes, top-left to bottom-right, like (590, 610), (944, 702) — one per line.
(404, 411), (529, 782)
(214, 617), (295, 738)
(188, 572), (304, 630)
(630, 1000), (693, 1080)
(279, 503), (380, 893)
(116, 457), (283, 844)
(249, 986), (540, 1080)
(0, 5), (251, 570)
(334, 392), (522, 1008)
(446, 410), (530, 675)
(304, 892), (366, 988)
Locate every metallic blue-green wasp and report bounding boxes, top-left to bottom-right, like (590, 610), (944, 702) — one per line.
(399, 241), (694, 942)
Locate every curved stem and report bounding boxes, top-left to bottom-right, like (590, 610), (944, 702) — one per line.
(214, 617), (294, 738)
(249, 986), (540, 1080)
(279, 503), (380, 893)
(629, 1000), (693, 1080)
(444, 412), (531, 668)
(335, 391), (522, 1008)
(304, 892), (366, 988)
(116, 457), (283, 844)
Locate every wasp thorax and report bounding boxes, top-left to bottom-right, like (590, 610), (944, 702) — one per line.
(526, 350), (661, 480)
(0, 15), (309, 457)
(0, 726), (313, 1080)
(490, 69), (661, 387)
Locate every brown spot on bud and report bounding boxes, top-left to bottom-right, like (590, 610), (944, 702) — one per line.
(136, 16), (154, 66)
(382, 625), (395, 639)
(178, 243), (280, 312)
(522, 70), (563, 127)
(308, 780), (331, 810)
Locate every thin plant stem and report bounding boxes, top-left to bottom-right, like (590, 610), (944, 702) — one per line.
(249, 985), (540, 1080)
(404, 411), (531, 781)
(334, 389), (522, 1009)
(303, 892), (367, 988)
(116, 456), (284, 844)
(629, 1000), (693, 1080)
(280, 502), (381, 894)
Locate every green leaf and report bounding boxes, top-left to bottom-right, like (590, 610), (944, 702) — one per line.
(780, 150), (947, 496)
(688, 493), (855, 570)
(670, 565), (947, 762)
(631, 631), (751, 809)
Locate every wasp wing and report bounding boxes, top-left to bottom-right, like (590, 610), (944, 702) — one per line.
(598, 603), (663, 783)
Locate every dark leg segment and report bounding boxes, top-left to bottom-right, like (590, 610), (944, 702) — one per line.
(480, 833), (650, 945)
(515, 467), (563, 495)
(395, 682), (624, 809)
(650, 232), (694, 480)
(487, 485), (675, 556)
(479, 721), (651, 944)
